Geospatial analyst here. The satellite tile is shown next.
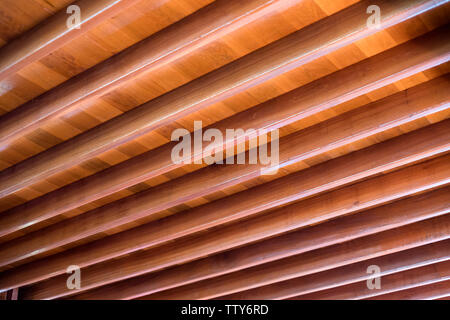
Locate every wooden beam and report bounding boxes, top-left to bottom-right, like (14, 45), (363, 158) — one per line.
(1, 72), (448, 248)
(68, 213), (450, 300)
(220, 240), (450, 299)
(21, 181), (450, 299)
(0, 0), (288, 148)
(1, 124), (448, 291)
(1, 87), (448, 269)
(0, 0), (443, 198)
(1, 29), (448, 237)
(293, 260), (450, 300)
(367, 279), (450, 300)
(0, 0), (141, 80)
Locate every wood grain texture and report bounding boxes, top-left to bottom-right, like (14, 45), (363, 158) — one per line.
(0, 0), (142, 81)
(220, 240), (450, 300)
(1, 122), (448, 291)
(0, 0), (442, 198)
(367, 279), (450, 300)
(21, 183), (450, 299)
(293, 260), (450, 300)
(0, 0), (448, 300)
(77, 212), (450, 300)
(1, 28), (448, 238)
(0, 92), (448, 269)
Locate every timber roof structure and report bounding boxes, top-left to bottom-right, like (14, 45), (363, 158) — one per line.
(0, 0), (449, 300)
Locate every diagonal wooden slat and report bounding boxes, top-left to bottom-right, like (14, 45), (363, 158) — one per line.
(0, 0), (448, 302)
(2, 121), (449, 291)
(0, 0), (444, 198)
(1, 28), (449, 238)
(220, 240), (450, 300)
(294, 260), (450, 300)
(0, 0), (289, 147)
(0, 0), (142, 81)
(1, 82), (448, 269)
(0, 287), (18, 300)
(73, 211), (450, 300)
(23, 182), (450, 299)
(367, 279), (450, 300)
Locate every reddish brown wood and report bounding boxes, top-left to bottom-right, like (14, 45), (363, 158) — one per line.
(0, 0), (442, 198)
(293, 260), (450, 300)
(21, 182), (450, 299)
(367, 279), (450, 300)
(0, 288), (18, 300)
(220, 240), (450, 300)
(1, 91), (448, 269)
(1, 30), (448, 237)
(0, 0), (142, 81)
(67, 213), (450, 300)
(1, 122), (448, 291)
(0, 0), (289, 148)
(0, 0), (448, 302)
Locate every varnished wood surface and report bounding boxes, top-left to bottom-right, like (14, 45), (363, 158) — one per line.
(0, 0), (142, 81)
(0, 0), (443, 199)
(292, 260), (450, 300)
(115, 214), (450, 300)
(0, 0), (448, 300)
(1, 28), (448, 240)
(21, 182), (450, 299)
(220, 240), (450, 299)
(367, 279), (450, 300)
(0, 0), (287, 146)
(1, 122), (448, 291)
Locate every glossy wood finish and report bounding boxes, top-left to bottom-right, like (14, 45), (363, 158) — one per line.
(367, 279), (450, 300)
(109, 213), (450, 300)
(220, 240), (450, 299)
(0, 0), (448, 300)
(0, 0), (288, 147)
(0, 0), (443, 198)
(1, 29), (448, 238)
(0, 287), (18, 300)
(1, 105), (448, 269)
(22, 182), (450, 299)
(1, 121), (448, 291)
(292, 260), (450, 300)
(0, 0), (142, 81)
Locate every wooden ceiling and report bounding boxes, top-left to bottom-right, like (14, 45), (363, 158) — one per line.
(0, 0), (449, 300)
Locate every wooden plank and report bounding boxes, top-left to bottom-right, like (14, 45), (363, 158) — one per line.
(9, 288), (18, 301)
(220, 240), (450, 299)
(0, 0), (443, 197)
(1, 29), (448, 237)
(70, 213), (450, 300)
(21, 182), (450, 299)
(0, 0), (289, 147)
(0, 0), (141, 80)
(293, 260), (450, 300)
(367, 279), (450, 300)
(2, 123), (448, 291)
(1, 87), (448, 269)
